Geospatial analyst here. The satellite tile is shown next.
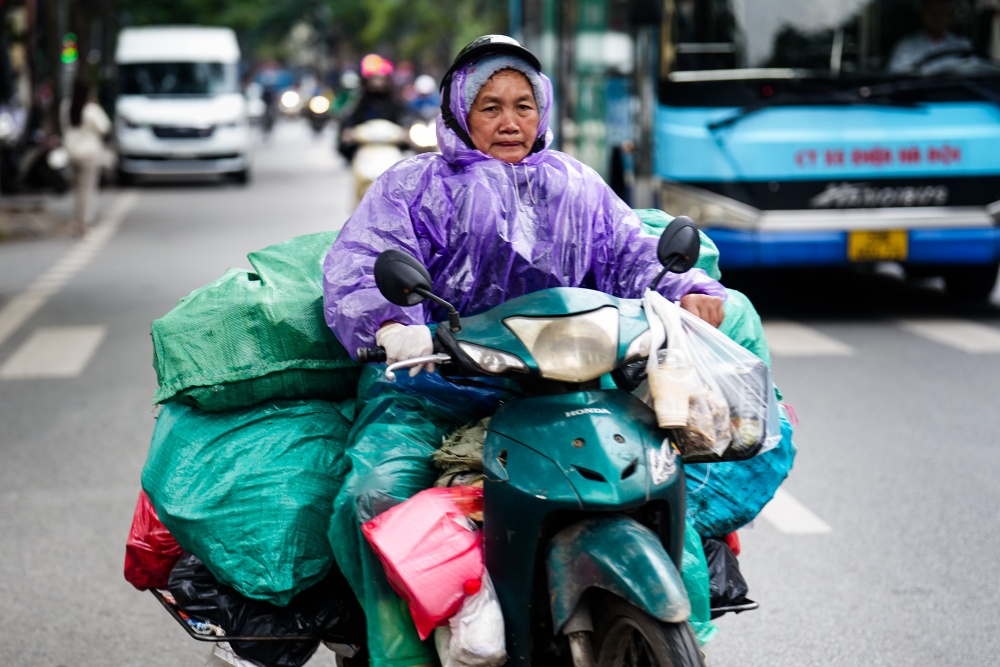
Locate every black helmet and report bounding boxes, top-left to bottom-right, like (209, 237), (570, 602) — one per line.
(439, 35), (544, 151)
(439, 35), (542, 96)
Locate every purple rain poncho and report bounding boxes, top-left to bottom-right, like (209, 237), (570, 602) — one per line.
(323, 62), (726, 357)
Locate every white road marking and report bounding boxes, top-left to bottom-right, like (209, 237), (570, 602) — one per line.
(762, 320), (854, 357)
(899, 318), (1000, 354)
(758, 488), (832, 534)
(0, 192), (138, 350)
(0, 326), (107, 378)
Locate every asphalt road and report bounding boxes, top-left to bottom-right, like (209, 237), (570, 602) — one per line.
(1, 119), (999, 666)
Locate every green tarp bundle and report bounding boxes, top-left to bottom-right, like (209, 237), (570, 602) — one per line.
(142, 399), (355, 606)
(151, 231), (360, 412)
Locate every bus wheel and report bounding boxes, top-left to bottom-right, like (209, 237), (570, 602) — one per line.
(941, 263), (1000, 302)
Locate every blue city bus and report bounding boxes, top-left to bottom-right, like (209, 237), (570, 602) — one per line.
(512, 0), (1000, 298)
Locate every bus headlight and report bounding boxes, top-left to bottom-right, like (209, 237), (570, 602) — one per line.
(660, 182), (760, 229)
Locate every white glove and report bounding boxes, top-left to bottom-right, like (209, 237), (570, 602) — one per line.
(376, 322), (435, 376)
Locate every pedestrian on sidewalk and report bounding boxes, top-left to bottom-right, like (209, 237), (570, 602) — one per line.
(61, 74), (111, 235)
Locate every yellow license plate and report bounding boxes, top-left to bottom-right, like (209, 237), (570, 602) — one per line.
(847, 230), (908, 262)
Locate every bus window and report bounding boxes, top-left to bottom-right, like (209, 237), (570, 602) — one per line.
(661, 0), (993, 78)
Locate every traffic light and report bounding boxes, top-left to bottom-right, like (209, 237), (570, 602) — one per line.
(61, 33), (79, 64)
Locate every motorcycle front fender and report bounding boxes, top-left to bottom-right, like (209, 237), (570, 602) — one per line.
(547, 515), (690, 634)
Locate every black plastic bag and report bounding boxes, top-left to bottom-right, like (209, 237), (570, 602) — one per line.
(168, 553), (365, 667)
(701, 536), (757, 619)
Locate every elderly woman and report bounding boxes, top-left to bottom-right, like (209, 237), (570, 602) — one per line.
(322, 36), (727, 667)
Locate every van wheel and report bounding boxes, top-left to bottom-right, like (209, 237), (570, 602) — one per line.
(116, 168), (133, 186)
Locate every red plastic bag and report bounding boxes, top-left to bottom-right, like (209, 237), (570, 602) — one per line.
(361, 486), (485, 639)
(124, 489), (183, 590)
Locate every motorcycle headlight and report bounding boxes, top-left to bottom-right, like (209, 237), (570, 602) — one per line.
(308, 96), (330, 114)
(409, 122), (437, 148)
(505, 306), (620, 383)
(457, 342), (528, 375)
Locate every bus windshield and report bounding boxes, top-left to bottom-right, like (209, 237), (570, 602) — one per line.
(667, 0), (999, 79)
(119, 62), (240, 96)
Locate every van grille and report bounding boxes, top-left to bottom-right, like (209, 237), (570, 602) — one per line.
(152, 126), (215, 139)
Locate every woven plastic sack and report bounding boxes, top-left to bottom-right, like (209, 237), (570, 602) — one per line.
(634, 208), (722, 281)
(151, 232), (361, 411)
(142, 399), (355, 606)
(361, 486), (485, 640)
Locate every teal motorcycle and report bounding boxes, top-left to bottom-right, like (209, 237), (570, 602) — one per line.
(360, 218), (759, 667)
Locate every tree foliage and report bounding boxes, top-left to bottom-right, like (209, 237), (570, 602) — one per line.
(114, 0), (507, 70)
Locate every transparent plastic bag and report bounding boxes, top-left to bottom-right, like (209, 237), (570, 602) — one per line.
(644, 290), (780, 460)
(434, 572), (506, 667)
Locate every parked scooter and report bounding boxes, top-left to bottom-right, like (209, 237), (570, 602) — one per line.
(352, 217), (759, 667)
(20, 133), (71, 193)
(347, 119), (407, 206)
(0, 131), (71, 195)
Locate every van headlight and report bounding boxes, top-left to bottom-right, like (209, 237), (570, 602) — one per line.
(118, 115), (144, 130)
(505, 306), (620, 383)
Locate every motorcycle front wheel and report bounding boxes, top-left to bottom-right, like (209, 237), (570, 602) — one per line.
(593, 595), (705, 667)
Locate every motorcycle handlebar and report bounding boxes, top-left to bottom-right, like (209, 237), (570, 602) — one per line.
(356, 346), (387, 364)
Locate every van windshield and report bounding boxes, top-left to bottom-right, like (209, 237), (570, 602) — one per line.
(120, 62), (239, 96)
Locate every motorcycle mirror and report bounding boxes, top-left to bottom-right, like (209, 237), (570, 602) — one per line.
(374, 249), (433, 306)
(656, 216), (701, 273)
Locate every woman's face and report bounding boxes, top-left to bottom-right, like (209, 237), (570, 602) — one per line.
(467, 69), (539, 164)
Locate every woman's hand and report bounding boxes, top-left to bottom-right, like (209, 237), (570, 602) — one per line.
(375, 322), (435, 376)
(679, 294), (724, 328)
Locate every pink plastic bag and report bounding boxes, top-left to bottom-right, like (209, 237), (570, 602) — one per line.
(124, 489), (183, 590)
(361, 486), (485, 639)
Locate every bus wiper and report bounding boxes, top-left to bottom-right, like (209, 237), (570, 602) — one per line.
(857, 77), (1000, 108)
(707, 91), (915, 132)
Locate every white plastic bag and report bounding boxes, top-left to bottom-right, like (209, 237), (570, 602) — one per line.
(643, 290), (781, 459)
(434, 572), (506, 667)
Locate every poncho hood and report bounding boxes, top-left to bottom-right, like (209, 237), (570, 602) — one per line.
(436, 55), (555, 168)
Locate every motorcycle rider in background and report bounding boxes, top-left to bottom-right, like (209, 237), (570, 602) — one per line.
(323, 35), (726, 667)
(336, 55), (408, 164)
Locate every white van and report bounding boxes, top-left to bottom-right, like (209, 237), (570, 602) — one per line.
(114, 26), (252, 184)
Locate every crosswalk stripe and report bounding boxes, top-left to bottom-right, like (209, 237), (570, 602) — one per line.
(899, 318), (1000, 354)
(758, 488), (832, 535)
(0, 326), (107, 379)
(762, 320), (854, 357)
